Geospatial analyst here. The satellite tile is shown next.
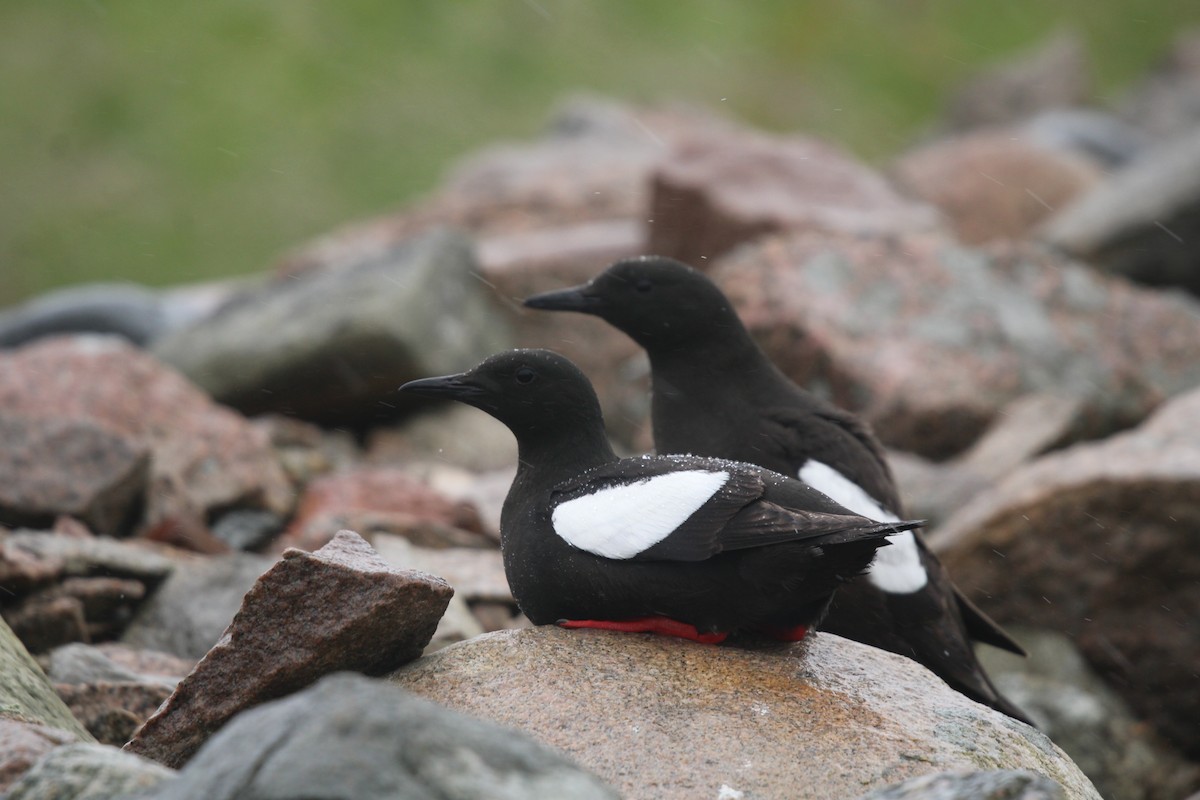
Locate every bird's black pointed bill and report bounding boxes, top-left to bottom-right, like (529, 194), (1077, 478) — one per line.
(523, 286), (602, 313)
(399, 374), (484, 400)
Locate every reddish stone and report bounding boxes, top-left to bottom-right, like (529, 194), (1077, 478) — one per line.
(891, 130), (1100, 245)
(56, 682), (174, 746)
(713, 230), (1200, 459)
(931, 387), (1200, 757)
(0, 337), (294, 535)
(3, 595), (89, 653)
(648, 128), (939, 266)
(125, 530), (453, 768)
(280, 467), (488, 552)
(0, 414), (149, 537)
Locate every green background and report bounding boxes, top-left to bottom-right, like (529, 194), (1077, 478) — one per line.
(2, 1), (1194, 306)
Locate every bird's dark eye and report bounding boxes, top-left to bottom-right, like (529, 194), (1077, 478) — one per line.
(634, 278), (653, 293)
(514, 367), (536, 385)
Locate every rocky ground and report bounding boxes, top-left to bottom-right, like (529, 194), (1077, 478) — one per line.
(3, 30), (1200, 800)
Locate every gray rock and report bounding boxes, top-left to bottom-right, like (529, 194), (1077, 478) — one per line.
(1117, 29), (1200, 142)
(153, 229), (513, 428)
(0, 414), (149, 537)
(977, 627), (1200, 800)
(942, 32), (1091, 132)
(931, 386), (1200, 758)
(390, 627), (1101, 800)
(121, 553), (273, 661)
(125, 531), (453, 768)
(6, 743), (173, 800)
(0, 284), (168, 349)
(891, 393), (1094, 527)
(1042, 127), (1200, 296)
(209, 509), (283, 552)
(0, 616), (92, 741)
(47, 643), (160, 686)
(1021, 108), (1151, 168)
(144, 672), (618, 800)
(859, 769), (1065, 800)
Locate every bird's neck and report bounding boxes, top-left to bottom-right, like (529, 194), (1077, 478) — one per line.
(648, 322), (773, 395)
(512, 425), (617, 490)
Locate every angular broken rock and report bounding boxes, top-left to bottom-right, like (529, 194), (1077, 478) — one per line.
(930, 386), (1200, 759)
(390, 627), (1101, 800)
(124, 530), (452, 768)
(142, 672), (617, 800)
(0, 413), (149, 537)
(120, 552), (274, 662)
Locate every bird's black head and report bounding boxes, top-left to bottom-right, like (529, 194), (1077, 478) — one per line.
(399, 349), (612, 456)
(523, 256), (743, 351)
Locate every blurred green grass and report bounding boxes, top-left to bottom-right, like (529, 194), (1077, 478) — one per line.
(1, 1), (1194, 306)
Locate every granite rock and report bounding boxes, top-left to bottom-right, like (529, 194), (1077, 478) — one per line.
(390, 627), (1100, 800)
(713, 231), (1200, 458)
(0, 414), (149, 537)
(931, 386), (1200, 758)
(142, 672), (617, 800)
(121, 552), (273, 662)
(5, 743), (174, 800)
(0, 336), (293, 534)
(648, 127), (940, 265)
(125, 531), (452, 768)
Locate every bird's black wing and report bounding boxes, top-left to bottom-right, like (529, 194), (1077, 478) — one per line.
(549, 456), (915, 563)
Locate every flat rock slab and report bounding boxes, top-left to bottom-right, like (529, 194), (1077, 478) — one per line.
(931, 386), (1200, 759)
(389, 627), (1100, 800)
(125, 531), (452, 768)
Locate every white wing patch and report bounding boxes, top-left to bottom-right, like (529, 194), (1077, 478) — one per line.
(551, 470), (729, 559)
(798, 459), (927, 594)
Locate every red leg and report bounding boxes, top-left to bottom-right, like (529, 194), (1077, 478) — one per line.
(558, 616), (728, 645)
(755, 623), (809, 642)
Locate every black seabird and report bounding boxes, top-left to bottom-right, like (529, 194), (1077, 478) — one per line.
(525, 255), (1031, 723)
(401, 349), (921, 644)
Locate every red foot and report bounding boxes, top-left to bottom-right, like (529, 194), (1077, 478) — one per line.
(755, 624), (809, 642)
(558, 617), (728, 645)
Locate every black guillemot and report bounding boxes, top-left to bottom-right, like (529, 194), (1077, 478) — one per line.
(400, 349), (921, 645)
(525, 255), (1032, 724)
